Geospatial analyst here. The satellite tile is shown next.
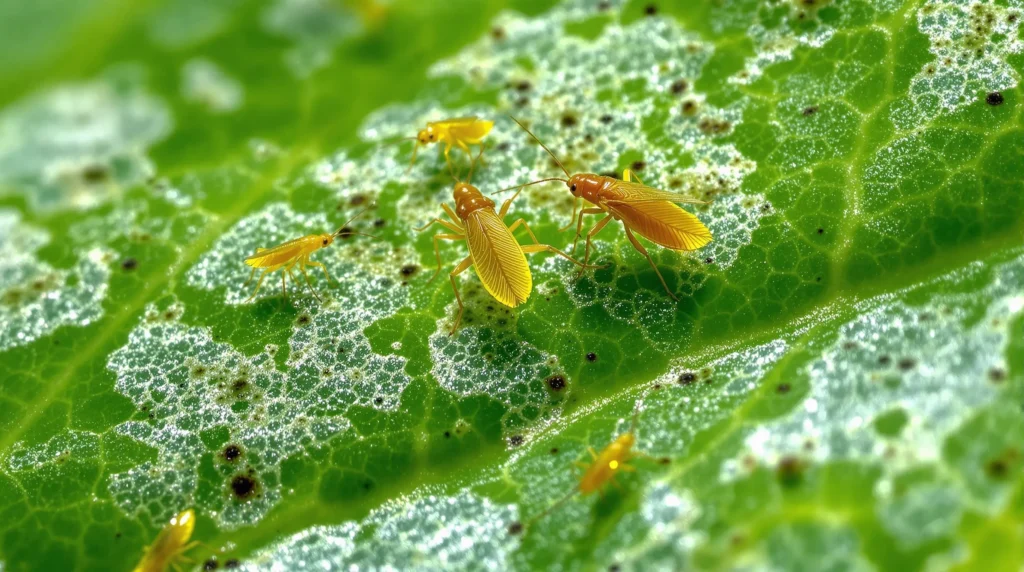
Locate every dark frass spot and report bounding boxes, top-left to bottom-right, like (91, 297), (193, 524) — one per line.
(374, 397), (384, 405)
(817, 228), (824, 235)
(704, 257), (714, 264)
(338, 226), (355, 239)
(373, 218), (386, 228)
(644, 3), (658, 15)
(670, 79), (688, 94)
(400, 265), (418, 277)
(682, 100), (698, 115)
(597, 0), (612, 10)
(224, 560), (240, 570)
(776, 456), (804, 487)
(630, 160), (646, 172)
(802, 106), (819, 116)
(609, 565), (622, 572)
(897, 358), (917, 371)
(203, 559), (219, 571)
(878, 355), (892, 366)
(546, 375), (567, 391)
(349, 194), (367, 206)
(296, 314), (311, 326)
(560, 113), (578, 128)
(82, 164), (109, 183)
(986, 458), (1008, 479)
(514, 80), (532, 92)
(777, 383), (791, 394)
(491, 27), (506, 41)
(444, 431), (451, 438)
(659, 457), (671, 465)
(230, 474), (260, 500)
(550, 447), (559, 454)
(599, 114), (614, 124)
(678, 372), (697, 385)
(509, 435), (525, 447)
(586, 352), (598, 362)
(508, 521), (524, 535)
(986, 91), (1005, 106)
(222, 444), (243, 463)
(121, 258), (138, 271)
(988, 367), (1007, 383)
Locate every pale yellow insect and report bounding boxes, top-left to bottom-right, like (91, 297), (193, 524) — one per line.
(416, 153), (593, 334)
(133, 509), (197, 572)
(242, 209), (374, 302)
(407, 117), (494, 174)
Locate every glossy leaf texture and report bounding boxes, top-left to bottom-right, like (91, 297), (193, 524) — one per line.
(0, 0), (1022, 570)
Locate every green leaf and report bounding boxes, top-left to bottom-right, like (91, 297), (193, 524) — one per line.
(1, 0), (1022, 570)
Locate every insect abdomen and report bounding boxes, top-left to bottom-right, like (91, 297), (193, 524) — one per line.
(465, 211), (532, 308)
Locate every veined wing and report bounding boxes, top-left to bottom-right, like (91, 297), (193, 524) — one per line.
(605, 180), (707, 205)
(444, 118), (494, 142)
(465, 210), (532, 308)
(244, 236), (310, 268)
(607, 200), (712, 251)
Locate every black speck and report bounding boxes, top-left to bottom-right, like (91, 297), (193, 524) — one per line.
(704, 257), (714, 264)
(630, 160), (646, 171)
(121, 258), (138, 271)
(374, 397), (384, 405)
(115, 532), (122, 539)
(597, 0), (611, 10)
(508, 521), (524, 535)
(609, 565), (622, 572)
(444, 431), (451, 438)
(373, 218), (386, 228)
(659, 457), (671, 465)
(986, 458), (1008, 479)
(678, 372), (697, 385)
(777, 383), (791, 394)
(400, 265), (418, 277)
(599, 114), (614, 124)
(802, 106), (819, 116)
(816, 227), (824, 235)
(203, 559), (219, 571)
(509, 435), (525, 447)
(222, 444), (243, 462)
(682, 100), (698, 115)
(515, 80), (532, 92)
(776, 456), (804, 487)
(586, 352), (598, 362)
(349, 194), (367, 206)
(546, 375), (567, 391)
(230, 474), (259, 500)
(879, 355), (892, 366)
(338, 226), (355, 239)
(296, 314), (311, 326)
(986, 91), (1005, 106)
(897, 358), (917, 371)
(561, 114), (578, 128)
(550, 447), (559, 454)
(82, 164), (109, 183)
(224, 560), (240, 570)
(364, 480), (374, 490)
(988, 367), (1007, 383)
(644, 3), (658, 15)
(491, 27), (506, 41)
(670, 79), (688, 94)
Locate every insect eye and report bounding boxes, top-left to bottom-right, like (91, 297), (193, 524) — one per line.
(322, 239), (328, 245)
(429, 134), (434, 140)
(570, 184), (577, 192)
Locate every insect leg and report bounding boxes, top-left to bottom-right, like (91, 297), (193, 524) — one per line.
(297, 261), (322, 302)
(578, 214), (614, 278)
(306, 260), (333, 284)
(572, 208), (606, 255)
(622, 169), (645, 186)
(244, 266), (257, 286)
(448, 255), (474, 335)
(588, 447), (599, 460)
(521, 243), (601, 269)
(405, 142), (421, 174)
(497, 185), (526, 218)
(623, 226), (678, 300)
(558, 198), (580, 233)
(414, 216), (463, 234)
(244, 269), (272, 303)
(443, 141), (457, 180)
(427, 234), (465, 283)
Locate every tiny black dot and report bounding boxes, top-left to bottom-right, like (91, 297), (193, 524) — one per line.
(374, 397), (384, 405)
(400, 265), (418, 277)
(444, 431), (451, 438)
(121, 258), (138, 271)
(986, 91), (1005, 106)
(644, 3), (658, 15)
(682, 100), (698, 115)
(373, 218), (386, 228)
(550, 447), (559, 454)
(349, 194), (367, 206)
(599, 114), (614, 124)
(230, 475), (259, 499)
(508, 521), (524, 535)
(777, 383), (791, 394)
(670, 79), (688, 94)
(82, 164), (109, 183)
(222, 444), (243, 462)
(879, 355), (892, 366)
(802, 106), (819, 116)
(776, 456), (804, 487)
(986, 458), (1008, 479)
(679, 372), (697, 385)
(988, 368), (1007, 383)
(897, 358), (917, 371)
(597, 0), (611, 10)
(609, 565), (622, 572)
(509, 435), (525, 447)
(659, 457), (671, 465)
(224, 560), (240, 570)
(115, 532), (122, 539)
(817, 228), (824, 234)
(561, 114), (578, 128)
(491, 27), (506, 41)
(515, 80), (532, 92)
(297, 314), (311, 325)
(338, 226), (355, 239)
(630, 160), (646, 171)
(203, 559), (219, 571)
(586, 352), (597, 362)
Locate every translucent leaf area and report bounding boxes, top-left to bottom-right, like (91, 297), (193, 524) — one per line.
(1, 0), (1022, 570)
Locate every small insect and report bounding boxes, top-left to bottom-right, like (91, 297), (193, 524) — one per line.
(133, 509), (198, 572)
(243, 208), (374, 303)
(508, 116), (712, 299)
(416, 151), (594, 334)
(518, 406), (651, 531)
(406, 117), (494, 175)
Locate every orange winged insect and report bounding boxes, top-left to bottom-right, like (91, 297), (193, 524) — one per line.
(415, 150), (595, 334)
(518, 406), (652, 531)
(406, 117), (494, 175)
(133, 509), (198, 572)
(243, 208), (375, 303)
(507, 116), (712, 300)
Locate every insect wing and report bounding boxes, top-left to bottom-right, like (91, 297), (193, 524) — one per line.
(607, 180), (707, 205)
(465, 210), (532, 307)
(607, 199), (712, 251)
(244, 237), (308, 268)
(445, 118), (494, 142)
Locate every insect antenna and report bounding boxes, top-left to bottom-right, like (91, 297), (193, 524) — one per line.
(519, 486), (579, 533)
(509, 115), (571, 178)
(334, 206), (379, 239)
(465, 141), (486, 184)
